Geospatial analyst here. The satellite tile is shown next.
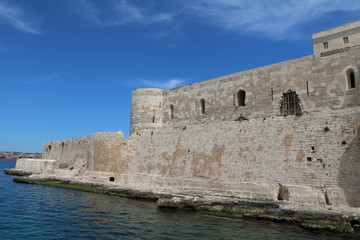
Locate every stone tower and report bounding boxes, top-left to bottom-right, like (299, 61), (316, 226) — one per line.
(130, 88), (164, 135)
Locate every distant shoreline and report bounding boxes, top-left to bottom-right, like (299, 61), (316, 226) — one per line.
(0, 151), (42, 160)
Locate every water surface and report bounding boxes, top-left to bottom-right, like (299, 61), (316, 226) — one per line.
(0, 160), (355, 239)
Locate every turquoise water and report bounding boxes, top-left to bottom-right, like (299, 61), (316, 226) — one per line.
(0, 160), (356, 240)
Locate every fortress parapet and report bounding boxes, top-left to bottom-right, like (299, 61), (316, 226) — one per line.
(130, 88), (164, 134)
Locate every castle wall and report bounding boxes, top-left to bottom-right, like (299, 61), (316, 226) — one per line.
(80, 108), (359, 207)
(43, 132), (124, 171)
(158, 47), (360, 131)
(15, 159), (58, 174)
(37, 106), (360, 207)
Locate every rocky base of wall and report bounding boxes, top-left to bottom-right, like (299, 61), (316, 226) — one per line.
(157, 196), (360, 234)
(7, 172), (360, 234)
(3, 168), (34, 176)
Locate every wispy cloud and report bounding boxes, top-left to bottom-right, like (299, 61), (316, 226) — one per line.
(188, 0), (360, 39)
(74, 0), (173, 28)
(12, 73), (63, 85)
(141, 78), (186, 89)
(0, 1), (40, 34)
(42, 73), (62, 83)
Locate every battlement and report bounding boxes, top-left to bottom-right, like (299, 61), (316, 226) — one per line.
(312, 20), (360, 58)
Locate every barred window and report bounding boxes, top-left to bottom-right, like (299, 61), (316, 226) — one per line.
(280, 90), (302, 115)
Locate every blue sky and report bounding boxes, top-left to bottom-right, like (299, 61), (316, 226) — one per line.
(1, 0), (360, 153)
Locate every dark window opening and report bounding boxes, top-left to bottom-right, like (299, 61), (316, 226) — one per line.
(200, 99), (205, 114)
(307, 157), (312, 161)
(170, 104), (174, 119)
(237, 90), (246, 106)
(350, 72), (356, 88)
(109, 177), (115, 182)
(323, 42), (329, 49)
(343, 36), (349, 44)
(277, 184), (289, 201)
(279, 90), (303, 115)
(152, 116), (155, 123)
(306, 81), (309, 96)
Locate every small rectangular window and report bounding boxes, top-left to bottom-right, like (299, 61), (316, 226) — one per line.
(323, 42), (329, 49)
(343, 36), (349, 44)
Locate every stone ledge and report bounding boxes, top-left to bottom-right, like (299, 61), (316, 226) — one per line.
(4, 169), (33, 176)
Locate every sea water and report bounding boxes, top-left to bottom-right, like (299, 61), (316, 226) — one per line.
(0, 160), (355, 240)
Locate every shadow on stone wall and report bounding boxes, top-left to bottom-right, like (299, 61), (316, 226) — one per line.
(337, 124), (360, 207)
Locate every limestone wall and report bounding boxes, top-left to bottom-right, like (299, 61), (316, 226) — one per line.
(35, 104), (360, 207)
(88, 107), (360, 207)
(42, 132), (124, 172)
(15, 159), (58, 174)
(158, 46), (360, 131)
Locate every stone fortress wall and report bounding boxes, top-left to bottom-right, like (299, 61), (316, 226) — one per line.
(29, 21), (360, 207)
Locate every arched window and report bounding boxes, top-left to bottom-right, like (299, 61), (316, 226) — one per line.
(169, 104), (174, 119)
(237, 90), (246, 106)
(347, 70), (356, 89)
(279, 90), (303, 116)
(200, 99), (205, 114)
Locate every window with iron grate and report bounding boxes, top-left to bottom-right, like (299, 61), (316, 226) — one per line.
(280, 90), (302, 115)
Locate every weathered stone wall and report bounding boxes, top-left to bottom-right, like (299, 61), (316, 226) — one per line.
(78, 107), (359, 207)
(15, 159), (58, 174)
(42, 132), (124, 172)
(158, 47), (360, 130)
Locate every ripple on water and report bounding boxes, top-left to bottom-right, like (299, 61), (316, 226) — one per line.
(0, 160), (357, 240)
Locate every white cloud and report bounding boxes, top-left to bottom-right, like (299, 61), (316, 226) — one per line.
(75, 0), (173, 27)
(188, 0), (360, 39)
(141, 78), (186, 89)
(42, 73), (62, 83)
(72, 0), (360, 39)
(0, 1), (39, 34)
